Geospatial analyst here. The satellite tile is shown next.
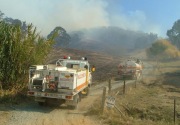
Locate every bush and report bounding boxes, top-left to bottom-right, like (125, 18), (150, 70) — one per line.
(146, 39), (180, 60)
(0, 21), (54, 89)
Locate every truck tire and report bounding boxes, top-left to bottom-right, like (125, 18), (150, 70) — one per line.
(84, 86), (90, 96)
(73, 94), (79, 109)
(78, 92), (82, 102)
(68, 94), (79, 110)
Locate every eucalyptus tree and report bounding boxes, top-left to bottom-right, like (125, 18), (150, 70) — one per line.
(146, 39), (180, 60)
(167, 19), (180, 49)
(47, 26), (71, 47)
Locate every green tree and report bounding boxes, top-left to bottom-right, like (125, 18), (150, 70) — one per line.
(146, 39), (180, 60)
(0, 11), (4, 20)
(0, 21), (54, 89)
(3, 17), (28, 36)
(167, 19), (180, 49)
(47, 26), (71, 47)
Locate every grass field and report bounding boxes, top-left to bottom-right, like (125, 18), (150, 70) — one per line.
(86, 60), (180, 125)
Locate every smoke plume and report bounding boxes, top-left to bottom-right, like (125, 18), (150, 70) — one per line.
(0, 0), (161, 36)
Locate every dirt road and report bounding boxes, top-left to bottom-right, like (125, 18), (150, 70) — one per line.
(0, 80), (126, 125)
(0, 62), (152, 125)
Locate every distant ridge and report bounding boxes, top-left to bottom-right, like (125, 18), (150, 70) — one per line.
(68, 26), (158, 56)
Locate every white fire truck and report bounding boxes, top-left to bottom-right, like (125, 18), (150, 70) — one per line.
(27, 56), (95, 109)
(118, 59), (143, 80)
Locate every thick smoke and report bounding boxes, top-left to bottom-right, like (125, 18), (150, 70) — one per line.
(0, 0), (161, 36)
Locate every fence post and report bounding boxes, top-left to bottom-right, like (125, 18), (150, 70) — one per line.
(108, 78), (112, 94)
(135, 78), (137, 88)
(101, 87), (106, 114)
(123, 76), (126, 94)
(174, 98), (176, 125)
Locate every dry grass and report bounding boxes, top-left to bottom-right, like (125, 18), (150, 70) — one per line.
(47, 48), (123, 82)
(86, 60), (180, 125)
(0, 84), (30, 104)
(87, 81), (178, 125)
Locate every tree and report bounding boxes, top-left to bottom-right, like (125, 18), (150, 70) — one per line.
(0, 21), (54, 89)
(0, 10), (28, 33)
(47, 27), (71, 47)
(167, 19), (180, 49)
(0, 11), (4, 20)
(3, 17), (28, 33)
(146, 39), (180, 60)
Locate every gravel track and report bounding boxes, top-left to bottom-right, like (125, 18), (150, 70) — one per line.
(0, 62), (151, 125)
(0, 80), (123, 125)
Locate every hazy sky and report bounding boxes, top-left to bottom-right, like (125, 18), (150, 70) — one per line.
(0, 0), (179, 37)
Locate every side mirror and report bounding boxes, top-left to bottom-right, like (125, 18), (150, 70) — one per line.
(91, 65), (96, 72)
(84, 65), (88, 69)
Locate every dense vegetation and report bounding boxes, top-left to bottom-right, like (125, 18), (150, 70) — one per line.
(0, 19), (54, 89)
(167, 19), (180, 50)
(47, 26), (71, 47)
(146, 39), (180, 60)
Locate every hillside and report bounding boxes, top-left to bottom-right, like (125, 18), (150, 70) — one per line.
(0, 16), (158, 57)
(68, 26), (158, 56)
(46, 48), (124, 82)
(46, 47), (149, 82)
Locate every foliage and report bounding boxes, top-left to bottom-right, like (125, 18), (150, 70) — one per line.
(47, 26), (71, 47)
(146, 39), (180, 60)
(0, 21), (54, 89)
(167, 19), (180, 49)
(0, 11), (4, 20)
(0, 10), (28, 32)
(3, 17), (28, 32)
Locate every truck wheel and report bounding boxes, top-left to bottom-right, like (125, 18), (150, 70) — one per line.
(73, 94), (79, 109)
(78, 92), (82, 102)
(68, 94), (79, 110)
(84, 87), (90, 96)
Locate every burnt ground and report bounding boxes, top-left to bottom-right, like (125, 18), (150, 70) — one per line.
(46, 47), (125, 83)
